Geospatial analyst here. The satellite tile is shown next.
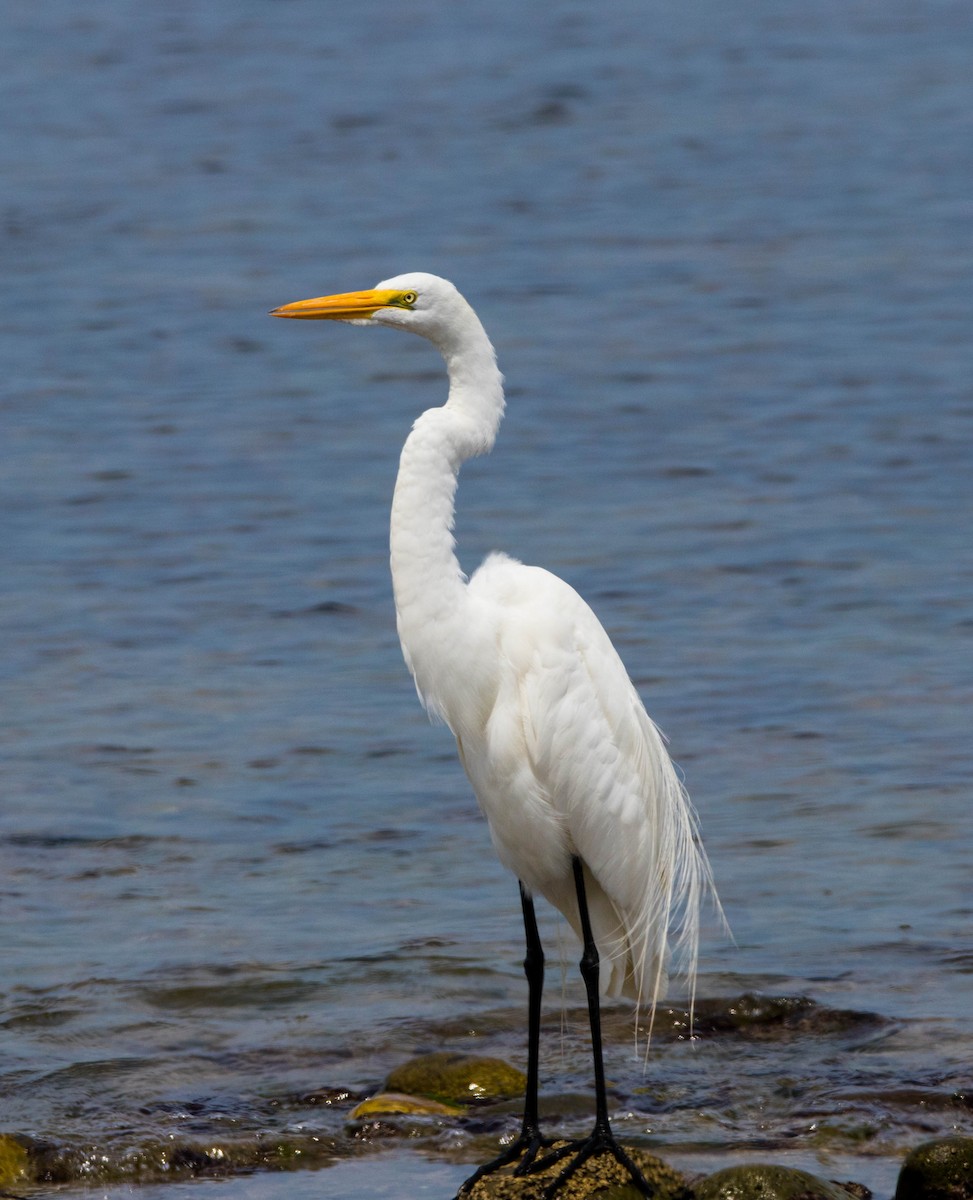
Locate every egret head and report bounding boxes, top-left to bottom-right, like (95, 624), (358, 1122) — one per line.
(271, 272), (474, 350)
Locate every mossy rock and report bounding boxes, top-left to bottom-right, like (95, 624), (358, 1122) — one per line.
(386, 1051), (526, 1105)
(0, 1136), (30, 1188)
(349, 1091), (464, 1118)
(464, 1142), (690, 1200)
(896, 1138), (973, 1200)
(695, 1163), (854, 1200)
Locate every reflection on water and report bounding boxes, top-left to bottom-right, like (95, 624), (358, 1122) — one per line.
(1, 0), (972, 1194)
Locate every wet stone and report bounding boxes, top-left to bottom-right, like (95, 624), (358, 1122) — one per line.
(464, 1142), (690, 1200)
(686, 994), (886, 1040)
(694, 1163), (859, 1200)
(14, 1132), (346, 1185)
(295, 1085), (355, 1106)
(895, 1138), (973, 1200)
(386, 1051), (526, 1105)
(349, 1091), (464, 1118)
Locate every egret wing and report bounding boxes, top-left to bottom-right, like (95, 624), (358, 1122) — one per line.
(477, 556), (709, 1001)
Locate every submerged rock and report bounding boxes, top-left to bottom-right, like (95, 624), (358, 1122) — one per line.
(695, 1163), (856, 1200)
(386, 1051), (526, 1105)
(685, 995), (886, 1040)
(15, 1131), (345, 1185)
(895, 1137), (973, 1200)
(296, 1085), (355, 1106)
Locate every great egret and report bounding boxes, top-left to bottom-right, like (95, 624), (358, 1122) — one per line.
(272, 273), (717, 1198)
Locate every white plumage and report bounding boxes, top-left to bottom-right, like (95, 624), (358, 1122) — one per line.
(273, 272), (720, 1194)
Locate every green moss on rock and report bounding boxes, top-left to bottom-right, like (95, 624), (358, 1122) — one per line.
(349, 1091), (464, 1118)
(895, 1138), (973, 1200)
(695, 1163), (854, 1200)
(465, 1142), (690, 1200)
(386, 1051), (526, 1105)
(0, 1135), (30, 1188)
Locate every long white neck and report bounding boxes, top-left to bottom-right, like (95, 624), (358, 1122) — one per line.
(389, 312), (504, 728)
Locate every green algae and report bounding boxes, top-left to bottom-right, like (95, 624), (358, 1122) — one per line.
(349, 1091), (464, 1118)
(463, 1142), (691, 1200)
(0, 1135), (30, 1189)
(694, 1163), (856, 1200)
(386, 1051), (526, 1106)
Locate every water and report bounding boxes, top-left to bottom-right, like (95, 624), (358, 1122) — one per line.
(2, 1), (972, 1196)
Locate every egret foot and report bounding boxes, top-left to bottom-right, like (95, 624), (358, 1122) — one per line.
(455, 1127), (554, 1197)
(528, 1120), (656, 1198)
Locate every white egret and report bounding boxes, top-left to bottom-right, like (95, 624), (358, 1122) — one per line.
(272, 273), (718, 1198)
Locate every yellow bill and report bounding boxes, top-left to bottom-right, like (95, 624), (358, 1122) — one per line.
(270, 288), (415, 320)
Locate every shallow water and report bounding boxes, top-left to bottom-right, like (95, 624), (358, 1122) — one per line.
(2, 0), (972, 1196)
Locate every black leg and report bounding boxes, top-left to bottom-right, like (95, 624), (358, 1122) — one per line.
(530, 857), (656, 1199)
(455, 882), (552, 1196)
(515, 881), (547, 1161)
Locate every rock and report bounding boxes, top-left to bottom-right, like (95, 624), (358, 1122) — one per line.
(464, 1143), (690, 1200)
(296, 1086), (354, 1106)
(0, 1135), (29, 1188)
(349, 1091), (464, 1118)
(694, 1163), (854, 1200)
(686, 995), (885, 1040)
(386, 1051), (526, 1105)
(895, 1137), (973, 1200)
(836, 1184), (872, 1200)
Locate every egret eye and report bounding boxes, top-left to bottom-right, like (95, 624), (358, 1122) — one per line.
(401, 291), (418, 306)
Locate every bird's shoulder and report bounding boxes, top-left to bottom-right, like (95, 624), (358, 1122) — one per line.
(469, 552), (600, 643)
(468, 552), (637, 702)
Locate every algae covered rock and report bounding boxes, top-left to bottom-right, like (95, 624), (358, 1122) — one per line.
(0, 1135), (30, 1189)
(386, 1051), (526, 1105)
(465, 1142), (690, 1200)
(349, 1091), (463, 1118)
(695, 1163), (853, 1200)
(895, 1138), (973, 1200)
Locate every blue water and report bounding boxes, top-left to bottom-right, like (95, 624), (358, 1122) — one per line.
(2, 1), (972, 1196)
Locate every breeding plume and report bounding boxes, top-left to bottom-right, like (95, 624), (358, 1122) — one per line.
(272, 273), (717, 1198)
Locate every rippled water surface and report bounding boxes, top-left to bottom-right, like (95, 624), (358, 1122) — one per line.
(2, 1), (972, 1197)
